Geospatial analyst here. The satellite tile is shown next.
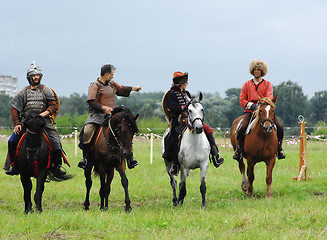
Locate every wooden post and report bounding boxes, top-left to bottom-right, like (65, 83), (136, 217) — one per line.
(74, 128), (78, 158)
(298, 122), (305, 173)
(150, 133), (153, 164)
(224, 132), (226, 148)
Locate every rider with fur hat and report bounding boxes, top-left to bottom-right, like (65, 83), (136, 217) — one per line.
(4, 61), (67, 178)
(233, 59), (286, 161)
(162, 71), (224, 176)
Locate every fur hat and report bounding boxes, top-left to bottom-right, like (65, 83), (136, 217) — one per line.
(173, 71), (188, 84)
(249, 59), (268, 77)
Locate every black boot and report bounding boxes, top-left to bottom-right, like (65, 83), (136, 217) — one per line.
(78, 144), (91, 169)
(51, 150), (66, 177)
(233, 136), (244, 161)
(126, 156), (138, 169)
(206, 133), (224, 167)
(5, 151), (19, 176)
(277, 141), (286, 159)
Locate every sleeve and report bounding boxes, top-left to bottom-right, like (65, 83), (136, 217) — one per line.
(239, 82), (249, 109)
(87, 82), (100, 101)
(116, 86), (132, 97)
(266, 81), (274, 99)
(46, 100), (58, 115)
(167, 92), (183, 116)
(11, 106), (21, 126)
(87, 100), (103, 113)
(42, 86), (58, 115)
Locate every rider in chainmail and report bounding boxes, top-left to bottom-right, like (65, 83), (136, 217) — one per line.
(4, 61), (67, 178)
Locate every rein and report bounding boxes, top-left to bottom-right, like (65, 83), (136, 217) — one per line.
(102, 116), (134, 151)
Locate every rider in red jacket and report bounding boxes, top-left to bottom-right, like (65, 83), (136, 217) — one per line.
(233, 59), (286, 161)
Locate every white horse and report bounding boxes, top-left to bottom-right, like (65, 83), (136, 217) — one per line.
(162, 93), (210, 208)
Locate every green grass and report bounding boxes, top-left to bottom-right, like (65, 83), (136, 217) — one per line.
(0, 138), (326, 239)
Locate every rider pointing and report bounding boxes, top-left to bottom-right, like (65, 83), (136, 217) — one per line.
(78, 64), (142, 169)
(233, 59), (286, 161)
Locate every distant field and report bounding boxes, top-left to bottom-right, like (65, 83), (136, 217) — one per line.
(0, 137), (326, 239)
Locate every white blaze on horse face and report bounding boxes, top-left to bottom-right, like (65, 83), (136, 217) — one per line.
(265, 105), (271, 120)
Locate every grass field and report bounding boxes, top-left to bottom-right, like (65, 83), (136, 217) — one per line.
(0, 137), (326, 239)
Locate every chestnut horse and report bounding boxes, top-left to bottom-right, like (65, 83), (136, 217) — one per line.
(230, 96), (278, 197)
(83, 107), (139, 212)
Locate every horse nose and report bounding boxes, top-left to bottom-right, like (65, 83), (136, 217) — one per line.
(264, 125), (273, 134)
(195, 126), (203, 134)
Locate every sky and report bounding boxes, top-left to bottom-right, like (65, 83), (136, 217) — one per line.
(1, 0), (326, 98)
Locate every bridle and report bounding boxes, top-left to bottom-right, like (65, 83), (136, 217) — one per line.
(102, 115), (135, 150)
(186, 100), (204, 131)
(258, 102), (275, 132)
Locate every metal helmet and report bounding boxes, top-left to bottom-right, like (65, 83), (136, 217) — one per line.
(26, 61), (43, 86)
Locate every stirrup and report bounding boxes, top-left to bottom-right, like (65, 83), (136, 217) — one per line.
(78, 159), (87, 169)
(5, 165), (19, 176)
(277, 149), (286, 159)
(127, 157), (138, 169)
(233, 149), (242, 161)
(213, 154), (224, 168)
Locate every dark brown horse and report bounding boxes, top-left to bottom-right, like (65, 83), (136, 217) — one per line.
(230, 96), (278, 197)
(83, 107), (139, 212)
(15, 113), (71, 213)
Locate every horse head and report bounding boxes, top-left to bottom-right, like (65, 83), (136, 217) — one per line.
(23, 112), (46, 160)
(186, 92), (204, 134)
(257, 95), (278, 134)
(109, 107), (139, 160)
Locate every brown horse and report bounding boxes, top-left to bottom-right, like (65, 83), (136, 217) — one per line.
(83, 107), (139, 212)
(230, 96), (278, 197)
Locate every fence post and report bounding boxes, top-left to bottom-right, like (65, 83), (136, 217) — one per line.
(74, 127), (78, 158)
(150, 133), (154, 164)
(295, 115), (309, 181)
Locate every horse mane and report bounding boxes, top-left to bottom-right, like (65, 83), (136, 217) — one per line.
(252, 97), (275, 128)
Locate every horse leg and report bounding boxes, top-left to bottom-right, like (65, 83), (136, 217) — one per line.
(117, 167), (132, 212)
(20, 175), (33, 214)
(165, 160), (178, 206)
(265, 158), (276, 198)
(246, 160), (255, 196)
(99, 174), (107, 210)
(239, 159), (248, 192)
(104, 168), (114, 210)
(200, 166), (208, 209)
(83, 165), (93, 211)
(34, 169), (47, 213)
(178, 168), (188, 205)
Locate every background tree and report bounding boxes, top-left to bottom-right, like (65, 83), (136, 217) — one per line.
(274, 80), (308, 127)
(308, 90), (327, 124)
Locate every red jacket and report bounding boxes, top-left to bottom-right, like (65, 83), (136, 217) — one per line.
(240, 79), (273, 113)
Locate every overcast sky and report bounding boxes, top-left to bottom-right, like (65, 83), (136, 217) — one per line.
(1, 0), (326, 98)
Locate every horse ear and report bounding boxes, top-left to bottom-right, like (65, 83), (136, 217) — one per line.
(134, 114), (139, 121)
(272, 95), (278, 103)
(199, 92), (203, 101)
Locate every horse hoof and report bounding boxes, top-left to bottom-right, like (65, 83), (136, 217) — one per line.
(201, 204), (206, 209)
(265, 193), (272, 198)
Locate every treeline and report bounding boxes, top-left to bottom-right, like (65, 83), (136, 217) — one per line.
(0, 80), (326, 135)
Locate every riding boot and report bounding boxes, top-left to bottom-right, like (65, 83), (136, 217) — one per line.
(78, 143), (91, 169)
(277, 141), (286, 159)
(51, 150), (66, 177)
(233, 135), (244, 161)
(206, 133), (224, 168)
(126, 156), (139, 169)
(5, 151), (19, 176)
